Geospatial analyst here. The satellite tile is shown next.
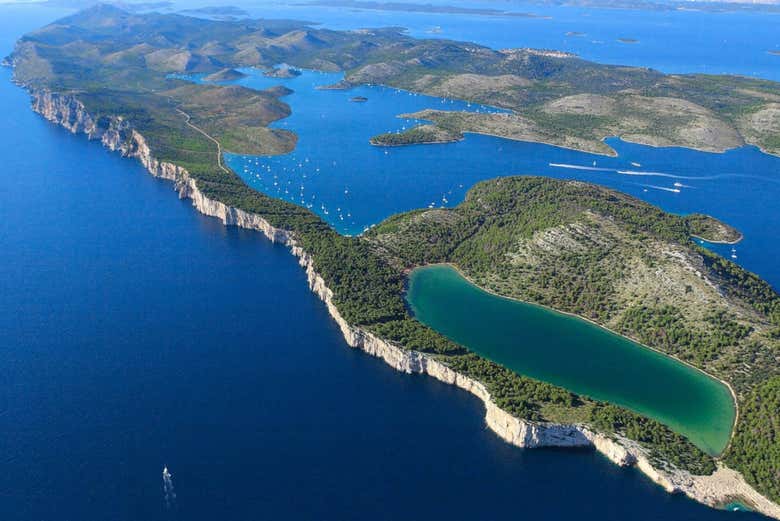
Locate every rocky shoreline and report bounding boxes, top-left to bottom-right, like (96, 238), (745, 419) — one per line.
(27, 87), (780, 520)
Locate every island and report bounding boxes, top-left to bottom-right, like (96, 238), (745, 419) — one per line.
(203, 67), (247, 82)
(4, 6), (779, 517)
(370, 124), (462, 145)
(338, 55), (780, 159)
(264, 65), (302, 78)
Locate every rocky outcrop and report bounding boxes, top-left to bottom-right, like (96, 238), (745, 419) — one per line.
(28, 87), (780, 521)
(32, 90), (98, 135)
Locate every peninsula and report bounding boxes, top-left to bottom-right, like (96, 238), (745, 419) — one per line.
(203, 67), (247, 82)
(12, 5), (780, 156)
(5, 5), (780, 517)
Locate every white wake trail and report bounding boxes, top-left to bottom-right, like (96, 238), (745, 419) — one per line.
(642, 184), (681, 193)
(163, 466), (176, 509)
(549, 163), (616, 172)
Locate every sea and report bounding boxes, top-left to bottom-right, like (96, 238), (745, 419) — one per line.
(0, 2), (777, 520)
(215, 67), (780, 290)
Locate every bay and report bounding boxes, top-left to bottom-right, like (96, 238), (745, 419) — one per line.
(221, 68), (780, 289)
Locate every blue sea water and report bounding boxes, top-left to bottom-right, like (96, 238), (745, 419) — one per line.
(206, 0), (780, 81)
(218, 68), (780, 288)
(0, 4), (778, 520)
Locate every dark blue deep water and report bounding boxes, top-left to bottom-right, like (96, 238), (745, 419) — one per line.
(0, 4), (775, 521)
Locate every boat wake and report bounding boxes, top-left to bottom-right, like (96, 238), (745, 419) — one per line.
(618, 169), (771, 183)
(548, 162), (615, 172)
(163, 466), (176, 509)
(641, 184), (681, 193)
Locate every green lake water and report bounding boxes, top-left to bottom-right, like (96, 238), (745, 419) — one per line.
(406, 264), (736, 455)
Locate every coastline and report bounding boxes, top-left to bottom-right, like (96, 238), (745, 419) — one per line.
(615, 134), (752, 157)
(372, 123), (777, 159)
(394, 107), (619, 157)
(693, 233), (745, 246)
(369, 137), (464, 147)
(374, 123), (619, 156)
(393, 103), (779, 159)
(465, 129), (618, 156)
(23, 85), (780, 520)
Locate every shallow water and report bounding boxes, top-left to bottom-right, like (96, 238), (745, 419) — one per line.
(407, 265), (736, 455)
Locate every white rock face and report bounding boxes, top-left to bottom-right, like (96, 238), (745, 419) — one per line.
(29, 88), (780, 520)
(32, 90), (96, 134)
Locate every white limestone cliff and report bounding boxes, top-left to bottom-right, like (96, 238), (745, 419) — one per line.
(28, 88), (780, 520)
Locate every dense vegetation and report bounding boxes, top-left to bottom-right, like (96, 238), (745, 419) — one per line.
(94, 99), (718, 475)
(369, 177), (780, 498)
(7, 5), (780, 502)
(370, 124), (461, 146)
(725, 377), (780, 503)
(10, 3), (780, 157)
(368, 178), (779, 389)
(618, 306), (754, 366)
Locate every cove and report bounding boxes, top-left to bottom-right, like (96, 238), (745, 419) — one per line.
(406, 264), (737, 455)
(210, 68), (780, 290)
